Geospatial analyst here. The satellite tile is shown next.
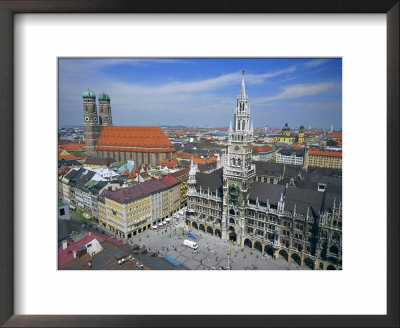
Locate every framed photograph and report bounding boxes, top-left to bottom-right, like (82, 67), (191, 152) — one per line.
(0, 1), (398, 327)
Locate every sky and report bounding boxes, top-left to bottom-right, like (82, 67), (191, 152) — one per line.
(58, 58), (342, 129)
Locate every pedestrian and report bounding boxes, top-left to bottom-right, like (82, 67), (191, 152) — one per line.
(200, 259), (203, 265)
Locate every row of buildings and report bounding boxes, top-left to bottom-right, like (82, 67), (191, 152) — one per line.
(59, 164), (190, 239)
(275, 145), (342, 169)
(185, 72), (342, 270)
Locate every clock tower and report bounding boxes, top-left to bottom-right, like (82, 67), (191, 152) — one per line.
(221, 70), (256, 243)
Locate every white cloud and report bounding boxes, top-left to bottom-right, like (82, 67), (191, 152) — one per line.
(253, 82), (340, 104)
(304, 59), (329, 68)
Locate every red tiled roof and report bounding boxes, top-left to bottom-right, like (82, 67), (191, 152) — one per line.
(95, 126), (175, 152)
(60, 143), (85, 151)
(253, 145), (272, 152)
(58, 232), (127, 268)
(309, 149), (342, 157)
(58, 149), (77, 160)
(159, 174), (180, 187)
(289, 144), (304, 149)
(326, 132), (342, 139)
(159, 159), (178, 168)
(129, 168), (137, 178)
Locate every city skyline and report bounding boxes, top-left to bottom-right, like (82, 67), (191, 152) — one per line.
(59, 58), (342, 128)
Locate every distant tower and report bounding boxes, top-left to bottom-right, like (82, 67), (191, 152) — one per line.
(298, 125), (305, 143)
(303, 142), (309, 171)
(98, 92), (113, 126)
(282, 123), (291, 136)
(82, 89), (101, 156)
(330, 125), (334, 133)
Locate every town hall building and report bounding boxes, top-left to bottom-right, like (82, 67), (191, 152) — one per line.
(186, 71), (342, 270)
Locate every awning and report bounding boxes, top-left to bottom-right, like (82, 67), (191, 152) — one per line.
(152, 225), (158, 229)
(165, 218), (171, 222)
(158, 223), (163, 226)
(162, 221), (167, 224)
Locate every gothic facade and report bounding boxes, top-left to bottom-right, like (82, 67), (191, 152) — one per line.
(186, 72), (342, 270)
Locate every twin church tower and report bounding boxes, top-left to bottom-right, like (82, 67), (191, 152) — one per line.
(82, 89), (113, 155)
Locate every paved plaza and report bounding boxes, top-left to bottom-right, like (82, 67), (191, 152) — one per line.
(126, 219), (310, 270)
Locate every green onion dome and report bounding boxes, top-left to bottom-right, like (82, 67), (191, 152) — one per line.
(98, 92), (110, 101)
(82, 89), (96, 99)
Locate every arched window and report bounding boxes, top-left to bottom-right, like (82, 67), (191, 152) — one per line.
(332, 232), (340, 242)
(237, 121), (240, 131)
(232, 158), (236, 166)
(242, 120), (246, 130)
(238, 159), (241, 166)
(228, 184), (240, 206)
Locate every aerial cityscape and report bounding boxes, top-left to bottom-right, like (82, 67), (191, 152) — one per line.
(58, 58), (342, 270)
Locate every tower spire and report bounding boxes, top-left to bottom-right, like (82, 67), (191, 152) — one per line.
(239, 69), (247, 100)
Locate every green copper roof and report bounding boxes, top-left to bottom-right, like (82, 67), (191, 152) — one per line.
(98, 92), (110, 101)
(82, 89), (96, 99)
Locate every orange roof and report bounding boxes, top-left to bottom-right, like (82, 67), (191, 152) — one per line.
(95, 126), (174, 151)
(326, 132), (342, 139)
(58, 149), (77, 160)
(253, 145), (272, 152)
(159, 159), (179, 168)
(60, 143), (85, 151)
(289, 144), (304, 149)
(309, 149), (342, 157)
(177, 152), (201, 160)
(129, 168), (137, 178)
(96, 147), (175, 153)
(193, 157), (217, 164)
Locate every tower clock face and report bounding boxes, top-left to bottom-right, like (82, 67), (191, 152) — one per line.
(234, 146), (239, 151)
(85, 117), (89, 121)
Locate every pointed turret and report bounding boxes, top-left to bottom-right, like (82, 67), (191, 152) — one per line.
(238, 69), (247, 101)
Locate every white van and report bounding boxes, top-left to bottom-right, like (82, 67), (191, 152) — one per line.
(183, 239), (198, 250)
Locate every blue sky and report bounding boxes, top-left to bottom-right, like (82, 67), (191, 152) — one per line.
(58, 58), (342, 129)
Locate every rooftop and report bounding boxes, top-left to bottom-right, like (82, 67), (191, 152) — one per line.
(84, 156), (116, 166)
(95, 126), (175, 152)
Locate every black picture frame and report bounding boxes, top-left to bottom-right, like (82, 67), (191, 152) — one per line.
(0, 1), (398, 327)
